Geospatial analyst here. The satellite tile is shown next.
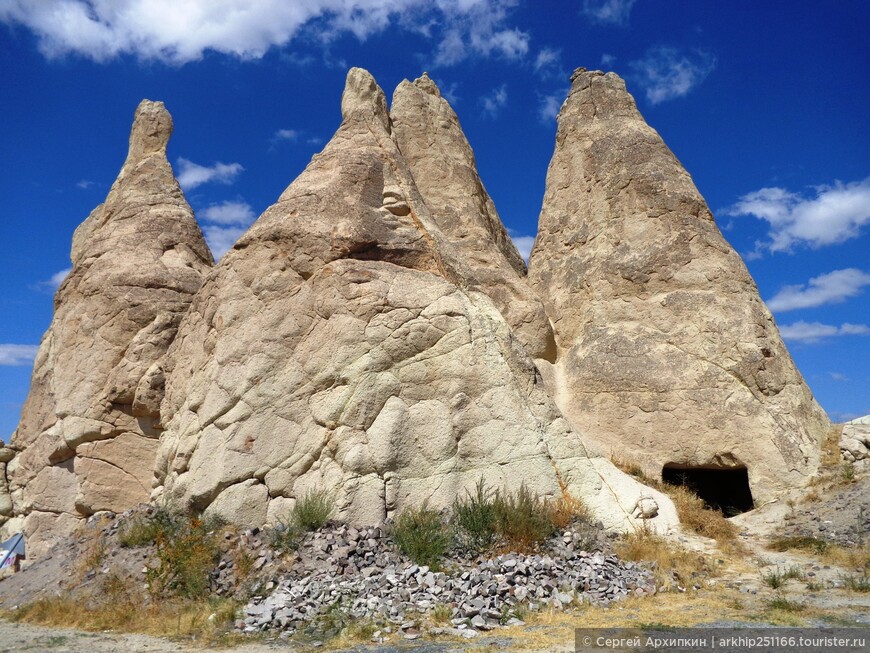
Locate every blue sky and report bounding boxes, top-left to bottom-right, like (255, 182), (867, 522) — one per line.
(0, 0), (868, 439)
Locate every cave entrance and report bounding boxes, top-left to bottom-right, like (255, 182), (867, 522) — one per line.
(662, 464), (754, 516)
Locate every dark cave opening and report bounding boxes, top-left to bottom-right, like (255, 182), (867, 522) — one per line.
(662, 464), (755, 516)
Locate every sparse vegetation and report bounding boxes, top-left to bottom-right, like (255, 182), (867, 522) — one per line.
(492, 484), (559, 552)
(762, 565), (804, 589)
(452, 480), (590, 555)
(766, 594), (805, 612)
(118, 505), (181, 548)
(393, 503), (450, 570)
(615, 527), (712, 588)
(7, 592), (241, 644)
(453, 478), (500, 553)
(840, 462), (856, 484)
(768, 535), (829, 555)
(431, 603), (452, 624)
(842, 572), (870, 593)
(146, 513), (223, 599)
(767, 536), (870, 571)
(292, 489), (334, 532)
(266, 518), (301, 553)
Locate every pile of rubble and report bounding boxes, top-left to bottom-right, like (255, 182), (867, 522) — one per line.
(239, 522), (654, 637)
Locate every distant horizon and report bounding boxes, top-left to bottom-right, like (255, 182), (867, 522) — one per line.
(1, 1), (867, 438)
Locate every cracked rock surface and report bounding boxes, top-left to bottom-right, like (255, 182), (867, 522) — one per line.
(527, 69), (831, 503)
(153, 68), (677, 533)
(3, 101), (212, 556)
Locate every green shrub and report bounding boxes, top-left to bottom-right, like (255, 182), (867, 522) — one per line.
(118, 506), (181, 548)
(762, 565), (804, 589)
(766, 595), (805, 612)
(292, 489), (334, 532)
(843, 572), (870, 592)
(267, 518), (301, 553)
(493, 484), (557, 552)
(393, 503), (449, 570)
(841, 462), (856, 483)
(453, 479), (499, 554)
(767, 535), (829, 555)
(146, 514), (222, 599)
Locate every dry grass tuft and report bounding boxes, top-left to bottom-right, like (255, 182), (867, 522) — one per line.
(6, 587), (242, 645)
(821, 425), (844, 468)
(767, 536), (870, 570)
(547, 491), (590, 531)
(615, 528), (714, 588)
(667, 484), (737, 543)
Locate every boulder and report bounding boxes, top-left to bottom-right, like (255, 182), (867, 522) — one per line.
(527, 69), (831, 504)
(4, 100), (212, 553)
(154, 68), (678, 533)
(840, 418), (870, 462)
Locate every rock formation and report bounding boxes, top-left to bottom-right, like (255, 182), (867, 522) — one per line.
(527, 69), (831, 505)
(6, 66), (837, 558)
(3, 101), (212, 556)
(841, 416), (870, 467)
(153, 68), (677, 532)
(390, 74), (555, 361)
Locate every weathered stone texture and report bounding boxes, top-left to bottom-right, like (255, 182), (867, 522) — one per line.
(154, 69), (676, 533)
(527, 69), (830, 503)
(390, 74), (555, 361)
(4, 100), (212, 556)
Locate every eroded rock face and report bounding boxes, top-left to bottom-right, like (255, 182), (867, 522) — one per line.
(841, 416), (870, 466)
(390, 74), (555, 361)
(4, 101), (212, 556)
(527, 69), (831, 504)
(154, 69), (677, 533)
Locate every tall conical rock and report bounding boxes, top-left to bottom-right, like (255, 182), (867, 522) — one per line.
(154, 69), (677, 532)
(527, 69), (831, 503)
(4, 101), (212, 556)
(390, 74), (556, 360)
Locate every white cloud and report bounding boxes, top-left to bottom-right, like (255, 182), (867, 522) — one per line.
(272, 128), (299, 143)
(440, 81), (461, 105)
(533, 47), (560, 75)
(76, 179), (94, 189)
(767, 268), (870, 312)
(432, 4), (529, 68)
(508, 229), (535, 262)
(199, 200), (257, 259)
(538, 90), (566, 122)
(201, 200), (256, 226)
(0, 344), (39, 366)
(724, 177), (870, 253)
(779, 321), (870, 344)
(46, 268), (71, 290)
(600, 53), (616, 67)
(582, 0), (637, 26)
(629, 46), (716, 104)
(202, 225), (249, 260)
(0, 0), (529, 67)
(829, 372), (848, 382)
(480, 84), (508, 117)
(34, 267), (71, 292)
(176, 158), (244, 191)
